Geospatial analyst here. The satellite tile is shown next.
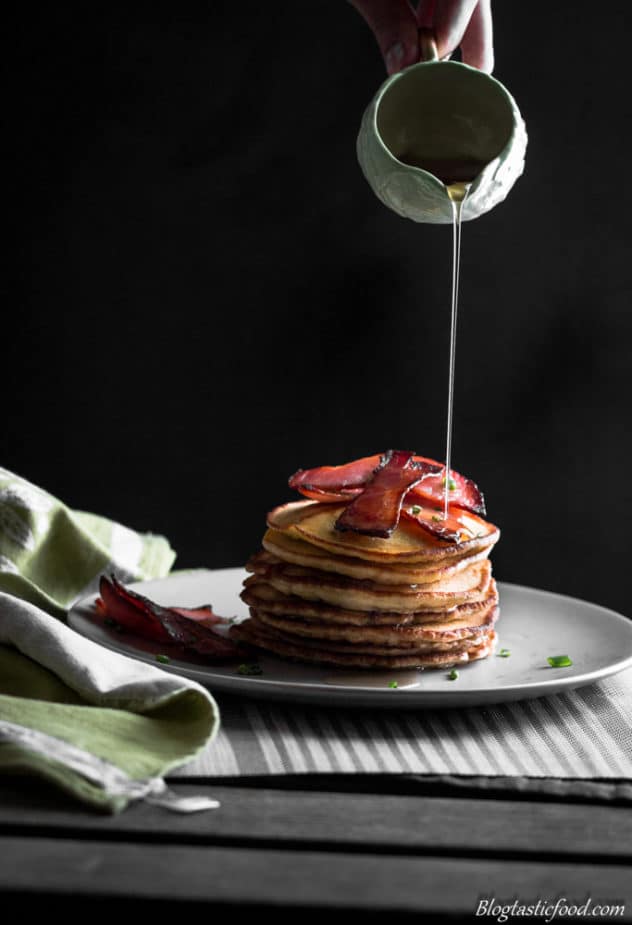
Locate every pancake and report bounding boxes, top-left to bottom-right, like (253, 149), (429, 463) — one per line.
(231, 618), (498, 669)
(247, 552), (492, 614)
(268, 500), (499, 564)
(262, 527), (490, 585)
(249, 595), (498, 647)
(241, 578), (496, 626)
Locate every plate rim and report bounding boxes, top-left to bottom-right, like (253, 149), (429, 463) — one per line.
(67, 569), (632, 706)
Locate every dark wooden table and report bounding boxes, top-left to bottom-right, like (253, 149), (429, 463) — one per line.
(1, 770), (631, 919)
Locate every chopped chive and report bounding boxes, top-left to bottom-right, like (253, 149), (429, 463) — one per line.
(448, 669), (459, 681)
(155, 654), (170, 664)
(388, 680), (398, 689)
(441, 477), (457, 491)
(410, 505), (422, 515)
(237, 663), (263, 676)
(432, 514), (442, 522)
(498, 648), (511, 658)
(547, 655), (573, 668)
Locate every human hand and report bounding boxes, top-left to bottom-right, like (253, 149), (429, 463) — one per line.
(349, 0), (494, 75)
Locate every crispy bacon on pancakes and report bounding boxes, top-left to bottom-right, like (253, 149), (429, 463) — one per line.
(231, 450), (500, 670)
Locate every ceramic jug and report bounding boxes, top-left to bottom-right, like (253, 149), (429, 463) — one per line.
(356, 35), (527, 223)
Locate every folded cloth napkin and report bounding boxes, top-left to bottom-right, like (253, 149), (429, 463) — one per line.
(0, 468), (219, 813)
(0, 466), (176, 617)
(0, 594), (220, 812)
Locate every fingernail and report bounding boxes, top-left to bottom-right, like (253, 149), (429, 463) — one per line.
(385, 41), (405, 75)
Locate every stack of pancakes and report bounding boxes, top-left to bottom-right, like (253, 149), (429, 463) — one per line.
(232, 500), (500, 670)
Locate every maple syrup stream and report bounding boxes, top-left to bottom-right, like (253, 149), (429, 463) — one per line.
(397, 153), (479, 520)
(443, 180), (470, 518)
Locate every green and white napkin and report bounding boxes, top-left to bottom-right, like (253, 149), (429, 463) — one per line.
(0, 467), (176, 618)
(0, 467), (220, 813)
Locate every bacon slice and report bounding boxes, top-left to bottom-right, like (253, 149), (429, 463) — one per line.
(289, 452), (484, 515)
(97, 575), (246, 660)
(98, 574), (171, 642)
(334, 450), (438, 538)
(288, 454), (381, 502)
(407, 461), (486, 516)
(291, 486), (360, 503)
(170, 604), (227, 627)
(400, 504), (470, 545)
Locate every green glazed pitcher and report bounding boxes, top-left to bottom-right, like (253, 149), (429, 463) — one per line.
(356, 36), (527, 223)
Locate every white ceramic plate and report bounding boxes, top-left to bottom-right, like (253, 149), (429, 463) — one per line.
(68, 568), (632, 709)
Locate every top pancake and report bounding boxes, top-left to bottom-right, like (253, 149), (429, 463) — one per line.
(268, 500), (499, 563)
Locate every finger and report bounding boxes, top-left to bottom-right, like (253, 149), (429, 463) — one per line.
(348, 0), (420, 74)
(460, 0), (494, 72)
(432, 0), (479, 60)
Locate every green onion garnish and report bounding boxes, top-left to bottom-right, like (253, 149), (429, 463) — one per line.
(410, 505), (422, 515)
(448, 669), (459, 681)
(498, 648), (511, 658)
(432, 515), (442, 522)
(155, 654), (170, 664)
(441, 477), (457, 491)
(388, 681), (398, 689)
(547, 655), (573, 668)
(237, 663), (263, 676)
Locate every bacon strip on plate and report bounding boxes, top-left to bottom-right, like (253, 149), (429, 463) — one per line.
(97, 575), (246, 659)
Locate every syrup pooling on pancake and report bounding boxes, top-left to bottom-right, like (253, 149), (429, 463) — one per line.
(233, 451), (500, 671)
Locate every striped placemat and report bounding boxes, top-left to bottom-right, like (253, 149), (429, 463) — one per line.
(176, 667), (632, 778)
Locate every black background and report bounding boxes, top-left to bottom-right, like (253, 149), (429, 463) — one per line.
(8, 3), (632, 615)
